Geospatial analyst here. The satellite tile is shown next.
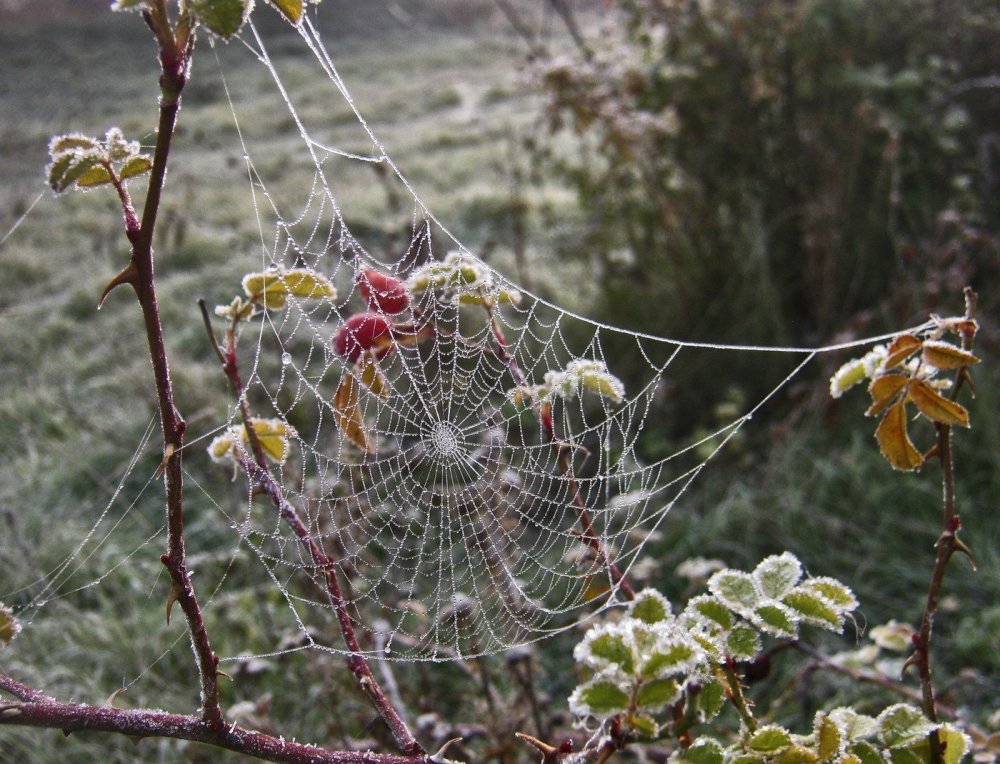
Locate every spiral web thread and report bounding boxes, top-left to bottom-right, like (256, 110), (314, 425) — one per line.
(1, 13), (918, 667)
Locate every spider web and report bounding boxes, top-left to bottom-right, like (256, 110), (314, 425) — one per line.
(185, 14), (910, 662)
(0, 10), (919, 669)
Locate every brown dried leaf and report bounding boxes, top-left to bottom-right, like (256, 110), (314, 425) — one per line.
(875, 400), (923, 471)
(884, 334), (922, 370)
(920, 341), (980, 371)
(334, 375), (375, 453)
(865, 374), (909, 417)
(907, 379), (970, 428)
(358, 355), (389, 398)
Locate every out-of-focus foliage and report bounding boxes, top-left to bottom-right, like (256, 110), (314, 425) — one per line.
(533, 0), (998, 433)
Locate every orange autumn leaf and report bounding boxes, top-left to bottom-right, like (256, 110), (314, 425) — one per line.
(907, 379), (970, 428)
(866, 374), (909, 417)
(334, 375), (375, 453)
(875, 400), (923, 471)
(920, 341), (980, 371)
(358, 355), (389, 399)
(883, 334), (922, 370)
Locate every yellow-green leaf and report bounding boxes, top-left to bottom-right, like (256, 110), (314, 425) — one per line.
(866, 374), (909, 417)
(268, 0), (303, 23)
(120, 154), (153, 180)
(920, 340), (980, 370)
(334, 375), (375, 453)
(243, 418), (295, 464)
(884, 334), (922, 370)
(242, 268), (336, 309)
(189, 0), (252, 39)
(76, 164), (114, 188)
(907, 379), (970, 428)
(875, 400), (923, 471)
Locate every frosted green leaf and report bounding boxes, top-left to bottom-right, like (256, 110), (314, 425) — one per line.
(775, 745), (820, 763)
(632, 714), (659, 738)
(708, 569), (761, 616)
(869, 621), (914, 652)
(698, 679), (726, 721)
(632, 589), (671, 624)
(641, 636), (702, 678)
(243, 267), (336, 309)
(754, 552), (803, 599)
(726, 626), (761, 660)
(0, 603), (21, 648)
(635, 677), (681, 710)
(207, 432), (238, 463)
(829, 708), (878, 742)
(585, 630), (635, 674)
(783, 590), (843, 631)
(801, 578), (858, 612)
(729, 755), (768, 764)
(815, 712), (844, 759)
(847, 741), (885, 764)
(904, 725), (969, 764)
(877, 704), (936, 749)
(569, 676), (630, 717)
(672, 737), (724, 764)
(48, 152), (104, 193)
(749, 724), (793, 753)
(268, 0), (303, 23)
(688, 595), (734, 630)
(49, 133), (101, 154)
(887, 749), (923, 764)
(754, 603), (799, 638)
(829, 357), (867, 398)
(104, 127), (139, 162)
(190, 0), (254, 39)
(75, 165), (115, 188)
(119, 155), (153, 180)
(215, 296), (255, 322)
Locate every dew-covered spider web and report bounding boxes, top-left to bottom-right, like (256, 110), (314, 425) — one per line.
(1, 10), (925, 667)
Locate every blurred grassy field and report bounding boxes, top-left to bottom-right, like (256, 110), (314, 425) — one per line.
(1, 4), (997, 762)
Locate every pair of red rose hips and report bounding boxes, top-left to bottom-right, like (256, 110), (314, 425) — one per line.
(333, 269), (411, 363)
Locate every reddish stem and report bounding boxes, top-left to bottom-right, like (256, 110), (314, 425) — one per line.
(0, 675), (430, 764)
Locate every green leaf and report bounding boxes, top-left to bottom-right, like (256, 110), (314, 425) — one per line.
(632, 589), (671, 624)
(754, 552), (803, 599)
(49, 154), (104, 193)
(698, 680), (727, 721)
(783, 590), (842, 631)
(708, 570), (761, 616)
(847, 741), (885, 764)
(774, 745), (820, 763)
(888, 749), (923, 764)
(726, 626), (761, 661)
(635, 677), (680, 709)
(120, 155), (153, 180)
(690, 595), (734, 630)
(631, 714), (659, 738)
(641, 640), (699, 678)
(749, 725), (793, 754)
(877, 704), (936, 749)
(49, 134), (101, 154)
(75, 164), (114, 188)
(190, 0), (253, 39)
(588, 632), (636, 674)
(675, 737), (725, 764)
(800, 578), (858, 612)
(895, 726), (970, 764)
(815, 713), (844, 759)
(754, 603), (799, 638)
(830, 708), (878, 742)
(577, 680), (630, 715)
(268, 0), (303, 23)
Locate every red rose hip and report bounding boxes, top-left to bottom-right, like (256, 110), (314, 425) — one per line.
(333, 312), (395, 363)
(356, 269), (410, 314)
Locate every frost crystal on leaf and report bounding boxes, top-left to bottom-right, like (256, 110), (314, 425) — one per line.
(0, 602), (21, 648)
